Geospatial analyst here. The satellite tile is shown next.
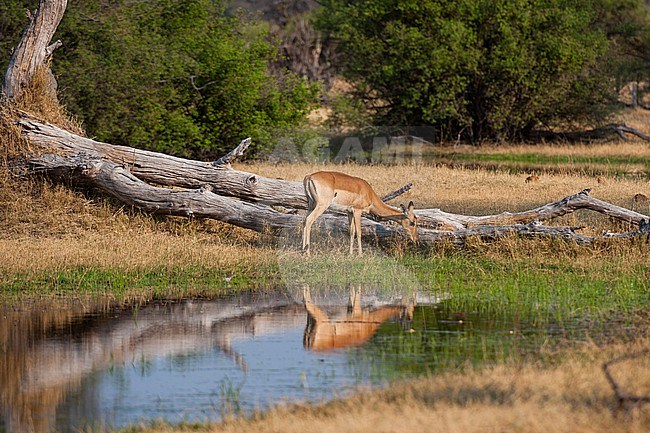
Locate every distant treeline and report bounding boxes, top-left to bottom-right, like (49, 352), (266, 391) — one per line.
(2, 0), (650, 156)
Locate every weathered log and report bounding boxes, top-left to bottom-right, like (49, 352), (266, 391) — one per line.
(18, 117), (419, 215)
(27, 152), (650, 247)
(418, 188), (649, 229)
(26, 152), (386, 237)
(28, 153), (298, 233)
(2, 0), (67, 100)
(18, 117), (649, 232)
(18, 117), (308, 208)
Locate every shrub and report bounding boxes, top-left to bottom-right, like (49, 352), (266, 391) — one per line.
(316, 0), (619, 141)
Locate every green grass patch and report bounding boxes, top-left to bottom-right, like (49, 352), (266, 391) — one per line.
(278, 250), (648, 324)
(432, 151), (650, 167)
(407, 255), (648, 319)
(426, 151), (649, 177)
(2, 251), (647, 325)
(0, 264), (282, 301)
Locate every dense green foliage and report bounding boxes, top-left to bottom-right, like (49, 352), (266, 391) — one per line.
(1, 0), (319, 158)
(3, 1), (650, 149)
(593, 0), (650, 83)
(316, 0), (650, 141)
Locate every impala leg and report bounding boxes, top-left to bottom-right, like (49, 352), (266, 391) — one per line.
(302, 202), (330, 254)
(303, 285), (330, 349)
(353, 209), (363, 256)
(349, 286), (362, 318)
(347, 211), (356, 255)
(303, 285), (313, 306)
(302, 197), (314, 253)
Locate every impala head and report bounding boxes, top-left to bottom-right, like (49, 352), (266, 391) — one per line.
(399, 201), (418, 243)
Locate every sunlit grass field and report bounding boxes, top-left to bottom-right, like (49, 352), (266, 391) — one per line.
(244, 160), (649, 215)
(1, 108), (649, 433)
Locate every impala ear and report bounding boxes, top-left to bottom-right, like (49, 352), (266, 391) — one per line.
(406, 201), (416, 219)
(400, 204), (407, 213)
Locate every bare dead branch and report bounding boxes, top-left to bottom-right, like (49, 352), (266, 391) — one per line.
(211, 137), (252, 168)
(2, 0), (67, 100)
(381, 182), (413, 202)
(417, 188), (649, 229)
(603, 350), (650, 415)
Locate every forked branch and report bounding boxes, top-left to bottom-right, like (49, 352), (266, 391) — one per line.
(211, 137), (251, 168)
(603, 350), (650, 415)
(417, 188), (648, 229)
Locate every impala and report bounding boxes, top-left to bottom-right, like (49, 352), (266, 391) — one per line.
(303, 286), (415, 351)
(301, 171), (418, 255)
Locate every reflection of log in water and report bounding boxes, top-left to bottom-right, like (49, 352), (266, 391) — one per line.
(0, 294), (301, 433)
(0, 290), (426, 432)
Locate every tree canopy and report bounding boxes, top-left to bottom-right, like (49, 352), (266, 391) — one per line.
(316, 0), (650, 141)
(1, 0), (319, 158)
(3, 0), (650, 148)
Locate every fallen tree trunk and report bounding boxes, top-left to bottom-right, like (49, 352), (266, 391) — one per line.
(419, 188), (649, 230)
(18, 117), (308, 208)
(18, 116), (649, 232)
(26, 152), (394, 237)
(25, 152), (649, 247)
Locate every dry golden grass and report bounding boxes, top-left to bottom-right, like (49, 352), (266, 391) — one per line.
(132, 336), (649, 433)
(10, 63), (84, 135)
(0, 171), (268, 275)
(1, 63), (83, 163)
(0, 101), (29, 161)
(0, 178), (269, 274)
(0, 230), (269, 274)
(241, 161), (649, 216)
(0, 159), (647, 277)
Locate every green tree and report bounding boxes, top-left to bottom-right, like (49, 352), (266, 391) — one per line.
(1, 0), (319, 158)
(593, 0), (650, 85)
(316, 0), (622, 141)
(0, 2), (33, 73)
